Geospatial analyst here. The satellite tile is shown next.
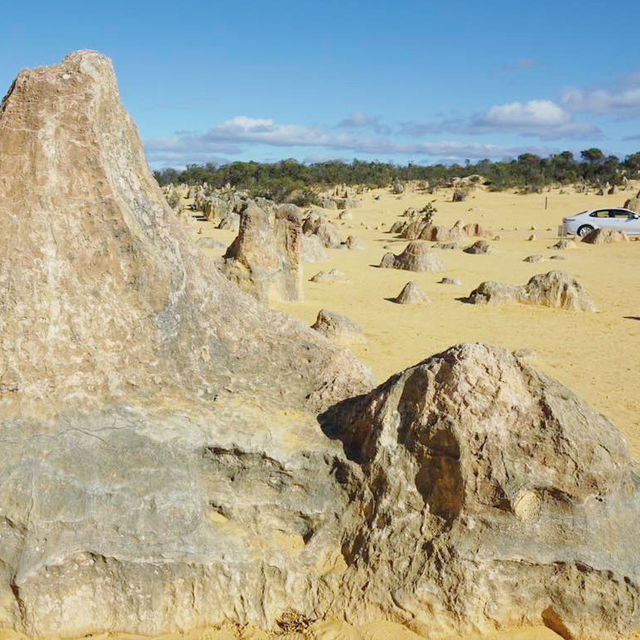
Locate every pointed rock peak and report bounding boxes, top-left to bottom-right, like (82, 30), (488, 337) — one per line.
(0, 51), (372, 408)
(393, 281), (429, 304)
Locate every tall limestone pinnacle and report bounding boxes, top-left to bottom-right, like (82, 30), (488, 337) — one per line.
(0, 50), (371, 408)
(0, 51), (638, 640)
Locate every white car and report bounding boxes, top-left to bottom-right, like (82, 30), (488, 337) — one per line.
(562, 208), (640, 237)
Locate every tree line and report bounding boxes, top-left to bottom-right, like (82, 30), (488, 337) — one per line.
(153, 150), (640, 203)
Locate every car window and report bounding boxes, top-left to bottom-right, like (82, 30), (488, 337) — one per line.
(615, 210), (637, 219)
(590, 210), (611, 218)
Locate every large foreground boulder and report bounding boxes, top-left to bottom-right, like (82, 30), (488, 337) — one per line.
(0, 51), (373, 637)
(466, 271), (598, 311)
(0, 51), (638, 640)
(320, 343), (640, 640)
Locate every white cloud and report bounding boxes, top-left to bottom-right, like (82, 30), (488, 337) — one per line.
(561, 87), (640, 115)
(472, 100), (599, 138)
(144, 115), (555, 166)
(400, 101), (599, 140)
(558, 70), (640, 116)
(481, 100), (569, 127)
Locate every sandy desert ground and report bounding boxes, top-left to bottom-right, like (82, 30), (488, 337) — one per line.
(197, 182), (640, 463)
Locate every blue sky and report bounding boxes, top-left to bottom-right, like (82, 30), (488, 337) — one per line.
(3, 0), (640, 168)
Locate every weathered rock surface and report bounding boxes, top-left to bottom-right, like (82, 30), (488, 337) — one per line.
(321, 343), (640, 640)
(276, 203), (303, 219)
(389, 220), (409, 234)
(466, 271), (598, 311)
(379, 241), (445, 272)
(343, 235), (364, 250)
(0, 51), (374, 637)
(549, 238), (578, 250)
(623, 191), (640, 212)
(311, 309), (365, 344)
(217, 211), (241, 230)
(317, 196), (338, 209)
(463, 239), (492, 254)
(399, 219), (492, 242)
(433, 241), (459, 250)
(582, 228), (629, 244)
(302, 212), (342, 248)
(309, 268), (344, 283)
(221, 202), (304, 302)
(0, 51), (373, 406)
(392, 281), (430, 304)
(301, 233), (329, 263)
(524, 254), (545, 263)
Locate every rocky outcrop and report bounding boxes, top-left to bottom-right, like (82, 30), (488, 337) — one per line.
(466, 271), (598, 311)
(343, 235), (364, 250)
(0, 51), (376, 637)
(399, 219), (492, 242)
(379, 241), (445, 272)
(433, 241), (459, 250)
(463, 239), (492, 254)
(217, 210), (240, 230)
(392, 281), (430, 304)
(389, 220), (409, 234)
(623, 191), (640, 212)
(302, 212), (342, 248)
(317, 196), (338, 209)
(311, 309), (365, 344)
(301, 233), (329, 262)
(276, 203), (303, 219)
(549, 238), (578, 250)
(321, 343), (640, 640)
(221, 202), (303, 302)
(309, 268), (344, 283)
(452, 186), (468, 201)
(582, 228), (629, 244)
(462, 222), (493, 237)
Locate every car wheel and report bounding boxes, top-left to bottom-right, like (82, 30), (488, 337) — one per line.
(577, 224), (594, 237)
